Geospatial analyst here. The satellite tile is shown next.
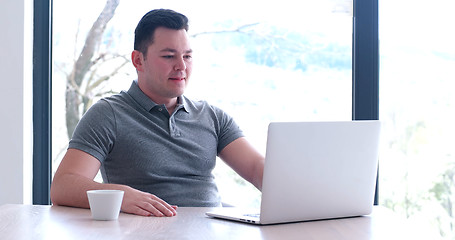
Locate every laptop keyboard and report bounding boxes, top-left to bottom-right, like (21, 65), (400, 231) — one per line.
(244, 213), (260, 218)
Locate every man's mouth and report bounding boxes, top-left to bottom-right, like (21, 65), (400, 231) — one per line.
(169, 77), (186, 81)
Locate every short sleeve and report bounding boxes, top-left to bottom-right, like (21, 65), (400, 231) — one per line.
(68, 99), (116, 163)
(214, 106), (244, 153)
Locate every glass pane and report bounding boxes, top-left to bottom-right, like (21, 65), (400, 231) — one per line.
(53, 0), (352, 208)
(379, 0), (455, 238)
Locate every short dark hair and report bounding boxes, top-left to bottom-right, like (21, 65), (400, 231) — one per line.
(134, 9), (189, 55)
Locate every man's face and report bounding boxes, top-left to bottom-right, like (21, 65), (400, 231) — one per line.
(134, 27), (193, 104)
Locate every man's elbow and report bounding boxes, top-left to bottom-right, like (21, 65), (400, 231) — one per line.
(50, 179), (61, 205)
(50, 174), (69, 206)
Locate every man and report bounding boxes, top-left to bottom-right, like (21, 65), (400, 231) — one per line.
(50, 9), (264, 217)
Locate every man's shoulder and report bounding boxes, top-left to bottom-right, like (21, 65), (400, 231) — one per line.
(102, 91), (130, 102)
(182, 96), (221, 112)
(95, 91), (133, 108)
(82, 92), (133, 117)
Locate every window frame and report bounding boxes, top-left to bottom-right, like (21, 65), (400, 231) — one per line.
(352, 0), (379, 204)
(33, 0), (52, 205)
(33, 0), (379, 205)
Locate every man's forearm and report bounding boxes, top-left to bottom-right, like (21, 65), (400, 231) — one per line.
(50, 173), (125, 208)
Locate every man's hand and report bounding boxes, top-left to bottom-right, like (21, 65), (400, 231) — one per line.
(121, 187), (178, 217)
(51, 149), (177, 217)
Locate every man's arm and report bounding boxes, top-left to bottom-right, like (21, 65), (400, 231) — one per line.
(218, 137), (265, 190)
(50, 148), (177, 217)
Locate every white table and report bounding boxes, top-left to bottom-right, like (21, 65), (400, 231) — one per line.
(0, 204), (438, 240)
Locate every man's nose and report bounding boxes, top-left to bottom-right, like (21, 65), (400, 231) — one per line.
(174, 57), (186, 71)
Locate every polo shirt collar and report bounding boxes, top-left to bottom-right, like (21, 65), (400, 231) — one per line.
(127, 80), (189, 113)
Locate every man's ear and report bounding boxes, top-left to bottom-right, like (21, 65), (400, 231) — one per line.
(131, 50), (144, 72)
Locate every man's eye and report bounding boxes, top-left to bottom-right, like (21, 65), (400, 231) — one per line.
(162, 55), (174, 59)
(184, 55), (192, 59)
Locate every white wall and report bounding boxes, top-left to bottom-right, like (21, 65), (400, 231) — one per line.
(0, 0), (33, 205)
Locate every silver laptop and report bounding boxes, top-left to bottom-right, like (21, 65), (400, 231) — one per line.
(206, 120), (381, 225)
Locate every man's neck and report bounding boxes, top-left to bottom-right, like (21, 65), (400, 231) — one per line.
(165, 98), (179, 114)
(136, 81), (179, 114)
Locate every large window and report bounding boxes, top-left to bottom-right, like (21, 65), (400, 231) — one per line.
(379, 0), (455, 238)
(52, 0), (353, 207)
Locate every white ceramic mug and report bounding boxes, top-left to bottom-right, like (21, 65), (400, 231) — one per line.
(87, 190), (124, 220)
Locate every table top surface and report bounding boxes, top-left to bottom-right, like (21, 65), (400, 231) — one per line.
(0, 204), (439, 240)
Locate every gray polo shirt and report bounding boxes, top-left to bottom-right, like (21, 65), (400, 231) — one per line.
(68, 81), (244, 207)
